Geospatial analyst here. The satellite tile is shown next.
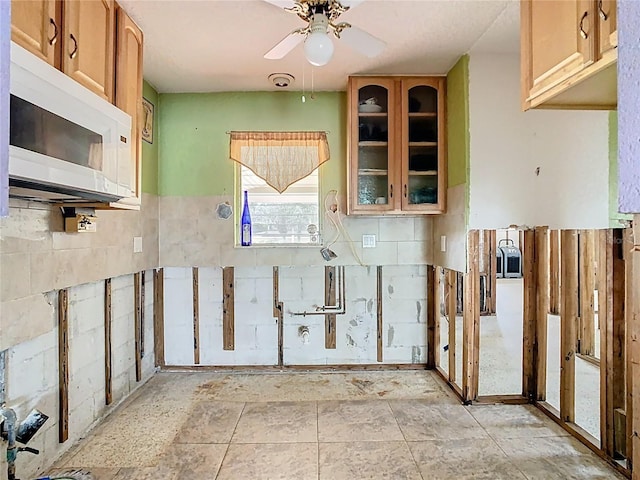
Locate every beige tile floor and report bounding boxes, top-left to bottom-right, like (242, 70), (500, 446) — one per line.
(49, 371), (624, 480)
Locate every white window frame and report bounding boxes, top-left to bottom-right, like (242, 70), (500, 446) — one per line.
(235, 163), (322, 246)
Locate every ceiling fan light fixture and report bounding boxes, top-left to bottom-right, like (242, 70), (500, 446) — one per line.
(304, 30), (334, 66)
(303, 12), (334, 67)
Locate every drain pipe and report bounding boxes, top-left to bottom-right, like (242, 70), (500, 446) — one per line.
(0, 404), (17, 480)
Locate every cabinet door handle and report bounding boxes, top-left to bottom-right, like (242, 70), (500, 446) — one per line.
(69, 34), (78, 59)
(598, 0), (608, 20)
(48, 18), (58, 46)
(390, 184), (393, 199)
(404, 184), (407, 198)
(579, 11), (589, 39)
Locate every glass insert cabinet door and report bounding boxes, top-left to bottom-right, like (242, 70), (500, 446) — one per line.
(401, 78), (445, 212)
(348, 77), (397, 213)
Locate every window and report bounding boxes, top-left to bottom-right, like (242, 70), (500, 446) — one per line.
(240, 165), (320, 245)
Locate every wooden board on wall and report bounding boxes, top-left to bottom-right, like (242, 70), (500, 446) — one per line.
(153, 268), (165, 367)
(447, 269), (457, 384)
(104, 279), (112, 405)
(222, 267), (235, 351)
(549, 230), (560, 314)
(462, 231), (480, 402)
(560, 230), (578, 423)
(273, 266), (283, 367)
(578, 230), (596, 356)
(522, 229), (537, 400)
(192, 267), (200, 364)
(535, 227), (549, 401)
(426, 265), (436, 369)
(325, 266), (337, 350)
(134, 272), (142, 382)
(377, 266), (383, 363)
(58, 288), (69, 443)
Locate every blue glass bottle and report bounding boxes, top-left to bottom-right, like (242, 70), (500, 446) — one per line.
(241, 190), (252, 246)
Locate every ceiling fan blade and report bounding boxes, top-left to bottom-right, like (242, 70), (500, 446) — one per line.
(264, 30), (305, 60)
(261, 0), (296, 8)
(339, 25), (386, 58)
(341, 0), (367, 9)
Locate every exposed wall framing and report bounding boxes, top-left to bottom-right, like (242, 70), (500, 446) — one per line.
(535, 227), (549, 402)
(134, 272), (143, 382)
(549, 229), (560, 315)
(578, 230), (596, 356)
(58, 288), (69, 443)
(273, 266), (283, 366)
(426, 265), (437, 369)
(522, 229), (537, 400)
(560, 230), (578, 423)
(630, 216), (640, 473)
(377, 266), (383, 363)
(462, 230), (480, 403)
(104, 279), (113, 405)
(222, 266), (235, 351)
(153, 268), (165, 367)
(447, 269), (457, 384)
(192, 267), (200, 364)
(325, 266), (337, 350)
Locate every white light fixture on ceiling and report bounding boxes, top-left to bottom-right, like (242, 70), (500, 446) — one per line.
(303, 13), (334, 66)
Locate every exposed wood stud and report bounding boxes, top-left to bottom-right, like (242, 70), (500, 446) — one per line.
(222, 267), (235, 351)
(140, 270), (145, 357)
(560, 230), (578, 423)
(377, 266), (383, 363)
(630, 216), (640, 471)
(426, 265), (436, 369)
(134, 272), (142, 382)
(104, 279), (112, 406)
(433, 266), (442, 368)
(522, 229), (537, 400)
(58, 288), (69, 443)
(578, 230), (596, 356)
(535, 227), (549, 402)
(462, 230), (480, 402)
(192, 267), (200, 365)
(489, 230), (497, 314)
(549, 229), (560, 314)
(273, 267), (283, 367)
(153, 268), (165, 368)
(624, 227), (634, 468)
(447, 269), (457, 383)
(325, 266), (337, 350)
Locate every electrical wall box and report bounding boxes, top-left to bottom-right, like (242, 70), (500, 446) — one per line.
(62, 207), (97, 233)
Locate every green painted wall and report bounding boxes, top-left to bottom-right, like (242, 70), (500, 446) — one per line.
(142, 81), (159, 195)
(158, 91), (346, 197)
(446, 55), (470, 188)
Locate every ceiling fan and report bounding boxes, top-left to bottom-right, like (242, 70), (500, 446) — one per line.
(262, 0), (386, 66)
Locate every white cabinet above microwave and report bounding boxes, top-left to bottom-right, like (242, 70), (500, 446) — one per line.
(9, 42), (131, 203)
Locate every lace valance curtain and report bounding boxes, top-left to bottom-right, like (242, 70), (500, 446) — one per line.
(229, 131), (330, 193)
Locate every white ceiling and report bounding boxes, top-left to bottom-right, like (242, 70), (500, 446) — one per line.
(118, 0), (520, 93)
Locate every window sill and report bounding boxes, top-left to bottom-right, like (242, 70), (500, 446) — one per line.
(234, 244), (323, 249)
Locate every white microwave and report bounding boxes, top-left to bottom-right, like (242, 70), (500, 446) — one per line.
(9, 42), (132, 202)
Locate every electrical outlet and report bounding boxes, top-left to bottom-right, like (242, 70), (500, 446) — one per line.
(440, 235), (447, 252)
(133, 236), (143, 253)
(362, 234), (376, 248)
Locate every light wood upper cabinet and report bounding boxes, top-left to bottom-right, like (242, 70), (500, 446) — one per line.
(521, 0), (617, 110)
(347, 76), (446, 215)
(598, 0), (617, 57)
(62, 0), (115, 103)
(114, 6), (144, 206)
(10, 0), (60, 65)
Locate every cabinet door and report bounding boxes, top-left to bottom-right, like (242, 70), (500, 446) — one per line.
(598, 0), (617, 57)
(115, 7), (143, 204)
(400, 78), (445, 213)
(348, 77), (398, 214)
(524, 0), (596, 104)
(62, 0), (115, 102)
(11, 0), (59, 65)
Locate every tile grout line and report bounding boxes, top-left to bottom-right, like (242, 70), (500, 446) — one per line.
(213, 401), (246, 480)
(386, 399), (425, 480)
(464, 405), (533, 480)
